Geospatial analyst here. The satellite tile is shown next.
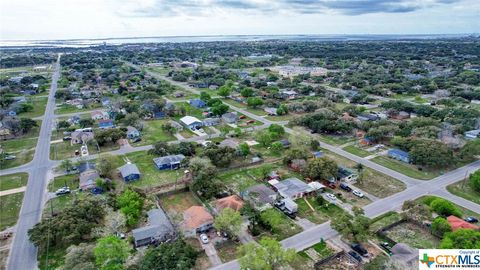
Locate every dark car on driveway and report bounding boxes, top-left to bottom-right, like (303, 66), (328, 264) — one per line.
(340, 183), (352, 192)
(464, 216), (479, 223)
(348, 251), (363, 262)
(351, 243), (368, 257)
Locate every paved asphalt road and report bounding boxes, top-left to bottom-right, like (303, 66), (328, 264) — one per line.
(2, 61), (480, 270)
(6, 55), (61, 270)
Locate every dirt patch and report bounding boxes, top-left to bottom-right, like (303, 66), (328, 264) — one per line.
(320, 253), (361, 270)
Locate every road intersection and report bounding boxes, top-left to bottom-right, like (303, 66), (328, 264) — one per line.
(2, 60), (480, 270)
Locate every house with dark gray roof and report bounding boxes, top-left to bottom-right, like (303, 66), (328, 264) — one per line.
(268, 177), (310, 200)
(243, 184), (277, 211)
(132, 209), (175, 248)
(221, 112), (238, 124)
(118, 163), (141, 182)
(153, 154), (185, 170)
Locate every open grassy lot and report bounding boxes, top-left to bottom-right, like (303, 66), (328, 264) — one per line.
(0, 192), (24, 230)
(0, 173), (28, 191)
(447, 180), (480, 205)
(131, 119), (176, 146)
(50, 142), (81, 160)
(342, 145), (371, 158)
(0, 148), (35, 169)
(179, 129), (195, 138)
(372, 156), (440, 180)
(354, 168), (407, 198)
(385, 222), (439, 248)
(48, 174), (79, 192)
(258, 208), (302, 240)
(216, 241), (241, 263)
(145, 66), (170, 75)
(17, 96), (48, 118)
(0, 137), (38, 152)
(369, 211), (403, 232)
(55, 103), (102, 114)
(296, 196), (345, 224)
(125, 151), (181, 189)
(174, 102), (206, 120)
(297, 240), (335, 263)
(222, 99), (266, 116)
(265, 114), (299, 122)
(323, 150), (357, 168)
(317, 134), (355, 146)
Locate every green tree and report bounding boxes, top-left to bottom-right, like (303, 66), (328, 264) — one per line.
(240, 87), (254, 97)
(217, 85), (231, 98)
(57, 120), (71, 129)
(60, 243), (96, 270)
(96, 154), (116, 178)
(60, 159), (74, 172)
(256, 131), (273, 147)
(276, 104), (288, 115)
(117, 189), (144, 227)
(211, 104), (229, 116)
(79, 118), (95, 128)
(430, 198), (462, 217)
(431, 217), (452, 237)
(138, 239), (198, 270)
(469, 171), (480, 192)
(409, 140), (453, 168)
(246, 97), (263, 108)
(270, 142), (284, 154)
(214, 208), (242, 239)
(238, 237), (295, 270)
(331, 210), (370, 242)
(440, 229), (480, 249)
(161, 122), (176, 135)
(268, 124), (285, 137)
(304, 157), (338, 180)
(238, 143), (250, 157)
(123, 112), (140, 127)
(94, 235), (130, 270)
(19, 118), (37, 133)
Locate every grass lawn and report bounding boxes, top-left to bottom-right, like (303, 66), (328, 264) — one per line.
(38, 245), (67, 270)
(0, 137), (38, 152)
(0, 173), (28, 191)
(318, 134), (355, 146)
(179, 129), (195, 138)
(222, 99), (266, 116)
(323, 150), (357, 168)
(259, 208), (302, 240)
(216, 241), (240, 263)
(354, 168), (407, 198)
(145, 66), (170, 75)
(446, 180), (480, 205)
(0, 192), (24, 230)
(125, 151), (181, 189)
(132, 119), (176, 146)
(55, 103), (102, 114)
(0, 148), (35, 169)
(296, 197), (331, 224)
(342, 145), (371, 158)
(369, 211), (403, 232)
(48, 174), (79, 192)
(17, 96), (48, 118)
(417, 196), (480, 220)
(385, 222), (439, 248)
(50, 142), (80, 160)
(160, 191), (201, 223)
(372, 156), (440, 180)
(175, 102), (206, 120)
(265, 114), (299, 122)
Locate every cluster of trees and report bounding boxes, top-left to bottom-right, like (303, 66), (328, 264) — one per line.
(297, 109), (354, 135)
(201, 144), (236, 168)
(238, 237), (296, 270)
(331, 207), (371, 242)
(95, 128), (126, 146)
(137, 239), (198, 270)
(391, 137), (453, 168)
(255, 124), (285, 148)
(28, 196), (105, 249)
(149, 141), (196, 157)
(199, 92), (229, 116)
(116, 189), (144, 227)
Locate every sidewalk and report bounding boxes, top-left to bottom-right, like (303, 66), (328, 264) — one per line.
(0, 187), (26, 197)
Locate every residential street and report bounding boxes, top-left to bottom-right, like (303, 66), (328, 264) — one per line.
(1, 59), (479, 270)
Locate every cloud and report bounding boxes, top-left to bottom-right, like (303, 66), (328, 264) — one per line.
(114, 0), (461, 17)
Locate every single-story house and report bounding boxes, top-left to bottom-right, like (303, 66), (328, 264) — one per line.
(132, 208), (175, 248)
(447, 215), (479, 231)
(264, 107), (277, 116)
(278, 139), (291, 148)
(173, 91), (184, 98)
(180, 116), (203, 130)
(388, 149), (410, 163)
(182, 206), (214, 237)
(337, 167), (358, 182)
(153, 154), (185, 170)
(390, 243), (418, 269)
(203, 118), (221, 127)
(214, 195), (244, 213)
(189, 99), (206, 108)
(153, 111), (165, 119)
(219, 139), (239, 149)
(312, 151), (323, 158)
(79, 169), (99, 191)
(359, 137), (374, 146)
(280, 90), (298, 100)
(68, 115), (81, 125)
(118, 163), (141, 182)
(71, 130), (94, 145)
(465, 129), (480, 140)
(98, 119), (115, 129)
(357, 113), (380, 122)
(307, 181), (326, 193)
(243, 184), (277, 211)
(91, 110), (109, 120)
(126, 126), (140, 139)
(221, 112), (238, 124)
(268, 177), (311, 200)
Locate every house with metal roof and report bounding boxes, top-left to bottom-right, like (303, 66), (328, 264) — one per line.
(465, 129), (480, 140)
(98, 119), (114, 129)
(203, 117), (221, 127)
(189, 99), (206, 108)
(221, 112), (238, 124)
(153, 154), (185, 170)
(118, 163), (141, 182)
(268, 177), (311, 200)
(388, 149), (410, 163)
(132, 209), (175, 248)
(180, 116), (203, 130)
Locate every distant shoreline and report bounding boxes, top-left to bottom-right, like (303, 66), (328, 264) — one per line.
(1, 34), (478, 48)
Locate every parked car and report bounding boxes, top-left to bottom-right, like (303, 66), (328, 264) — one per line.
(340, 183), (352, 192)
(91, 187), (104, 194)
(464, 216), (479, 223)
(351, 243), (368, 257)
(239, 115), (246, 119)
(200, 234), (209, 244)
(246, 120), (255, 124)
(348, 251), (363, 262)
(115, 232), (126, 239)
(131, 137), (141, 143)
(4, 155), (16, 160)
(353, 190), (364, 198)
(63, 136), (72, 141)
(55, 187), (70, 196)
(325, 193), (336, 201)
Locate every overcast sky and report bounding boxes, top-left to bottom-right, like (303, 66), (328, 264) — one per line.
(0, 0), (479, 40)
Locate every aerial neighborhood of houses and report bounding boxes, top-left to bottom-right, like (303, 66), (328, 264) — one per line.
(1, 39), (480, 270)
